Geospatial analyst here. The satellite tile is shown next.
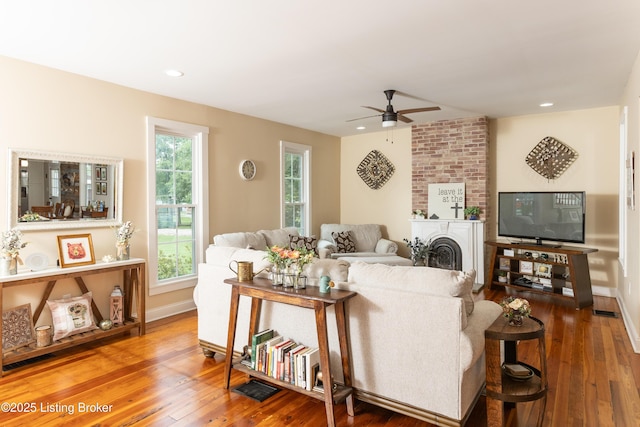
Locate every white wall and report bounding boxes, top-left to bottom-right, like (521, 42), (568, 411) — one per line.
(618, 49), (640, 352)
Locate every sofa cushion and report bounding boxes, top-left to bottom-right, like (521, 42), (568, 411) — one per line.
(204, 246), (272, 277)
(289, 235), (318, 252)
(321, 224), (384, 253)
(258, 227), (299, 247)
(332, 231), (356, 253)
(301, 258), (350, 285)
(213, 231), (267, 249)
(346, 262), (475, 317)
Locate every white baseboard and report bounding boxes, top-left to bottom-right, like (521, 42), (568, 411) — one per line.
(145, 298), (196, 323)
(592, 285), (617, 298)
(617, 295), (640, 353)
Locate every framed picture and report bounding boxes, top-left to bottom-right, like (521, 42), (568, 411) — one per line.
(2, 304), (36, 352)
(95, 167), (102, 181)
(95, 185), (102, 196)
(101, 167), (107, 181)
(536, 262), (552, 278)
(101, 182), (107, 195)
(520, 260), (534, 274)
(499, 257), (511, 270)
(57, 234), (96, 268)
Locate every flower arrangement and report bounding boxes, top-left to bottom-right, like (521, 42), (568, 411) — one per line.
(403, 237), (432, 265)
(500, 296), (531, 326)
(114, 221), (136, 261)
(412, 209), (426, 219)
(1, 228), (28, 259)
(115, 221), (136, 245)
(265, 245), (315, 272)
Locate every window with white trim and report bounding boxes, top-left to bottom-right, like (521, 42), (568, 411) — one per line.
(146, 117), (209, 295)
(280, 140), (311, 235)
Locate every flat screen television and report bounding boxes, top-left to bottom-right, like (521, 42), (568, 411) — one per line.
(498, 191), (586, 246)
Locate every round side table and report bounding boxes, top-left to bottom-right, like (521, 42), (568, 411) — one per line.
(485, 316), (547, 427)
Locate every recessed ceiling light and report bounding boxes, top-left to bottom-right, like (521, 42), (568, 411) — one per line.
(539, 102), (554, 107)
(165, 69), (184, 77)
(356, 126), (366, 130)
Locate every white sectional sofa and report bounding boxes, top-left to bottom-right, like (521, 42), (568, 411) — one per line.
(193, 231), (502, 426)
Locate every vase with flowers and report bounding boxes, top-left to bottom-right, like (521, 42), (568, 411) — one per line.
(1, 228), (28, 275)
(500, 296), (531, 326)
(115, 221), (136, 261)
(265, 245), (315, 288)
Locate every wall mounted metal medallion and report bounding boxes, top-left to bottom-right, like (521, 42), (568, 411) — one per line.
(525, 136), (578, 180)
(356, 150), (395, 189)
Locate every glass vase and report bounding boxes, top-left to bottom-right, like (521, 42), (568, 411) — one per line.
(116, 242), (130, 261)
(508, 314), (524, 327)
(271, 265), (284, 286)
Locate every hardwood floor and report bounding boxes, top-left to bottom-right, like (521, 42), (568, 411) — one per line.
(1, 287), (639, 426)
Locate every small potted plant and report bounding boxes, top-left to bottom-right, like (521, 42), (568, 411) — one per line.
(412, 209), (426, 219)
(464, 206), (481, 220)
(497, 270), (508, 283)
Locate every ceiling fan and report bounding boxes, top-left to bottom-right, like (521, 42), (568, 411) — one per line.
(348, 89), (441, 128)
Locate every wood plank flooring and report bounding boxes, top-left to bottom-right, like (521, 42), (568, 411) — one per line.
(1, 287), (639, 426)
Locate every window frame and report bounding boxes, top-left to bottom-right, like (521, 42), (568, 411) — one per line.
(280, 140), (311, 235)
(146, 117), (209, 295)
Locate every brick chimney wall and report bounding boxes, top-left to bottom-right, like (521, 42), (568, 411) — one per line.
(411, 116), (490, 219)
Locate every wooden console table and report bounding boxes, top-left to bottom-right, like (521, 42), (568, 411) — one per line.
(1, 259), (145, 376)
(223, 277), (357, 427)
(485, 316), (547, 427)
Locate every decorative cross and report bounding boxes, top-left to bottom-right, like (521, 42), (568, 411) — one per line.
(451, 202), (462, 218)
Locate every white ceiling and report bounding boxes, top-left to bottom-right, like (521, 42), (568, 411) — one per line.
(1, 1), (639, 137)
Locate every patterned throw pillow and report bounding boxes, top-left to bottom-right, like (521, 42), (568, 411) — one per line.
(331, 231), (356, 253)
(46, 292), (98, 341)
(289, 235), (318, 253)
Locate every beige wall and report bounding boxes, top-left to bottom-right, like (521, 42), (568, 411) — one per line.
(619, 49), (640, 350)
(490, 107), (620, 293)
(340, 128), (413, 257)
(0, 56), (341, 322)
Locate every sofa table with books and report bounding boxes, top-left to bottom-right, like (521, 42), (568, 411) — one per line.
(222, 277), (357, 427)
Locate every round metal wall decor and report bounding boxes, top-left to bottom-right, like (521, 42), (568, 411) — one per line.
(525, 136), (578, 180)
(356, 150), (395, 189)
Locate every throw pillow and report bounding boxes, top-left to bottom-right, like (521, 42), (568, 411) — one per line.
(289, 235), (318, 253)
(47, 292), (98, 341)
(331, 231), (356, 253)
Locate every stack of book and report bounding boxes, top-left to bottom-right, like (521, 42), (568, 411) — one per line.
(250, 329), (322, 392)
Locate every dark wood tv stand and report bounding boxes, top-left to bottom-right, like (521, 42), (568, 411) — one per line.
(486, 241), (597, 309)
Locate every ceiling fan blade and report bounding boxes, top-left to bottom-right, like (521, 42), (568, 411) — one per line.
(362, 106), (386, 113)
(397, 114), (413, 123)
(346, 113), (381, 122)
(397, 106), (441, 115)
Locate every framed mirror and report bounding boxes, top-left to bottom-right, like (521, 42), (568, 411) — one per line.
(8, 149), (124, 231)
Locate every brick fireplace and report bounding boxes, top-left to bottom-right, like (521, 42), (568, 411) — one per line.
(411, 116), (490, 218)
(411, 117), (490, 288)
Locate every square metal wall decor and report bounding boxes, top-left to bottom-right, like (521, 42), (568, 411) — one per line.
(356, 150), (395, 190)
(525, 136), (578, 180)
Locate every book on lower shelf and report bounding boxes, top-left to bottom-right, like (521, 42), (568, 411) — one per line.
(250, 329), (274, 370)
(562, 287), (574, 297)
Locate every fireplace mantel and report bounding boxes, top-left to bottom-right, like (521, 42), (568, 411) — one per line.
(410, 219), (485, 288)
